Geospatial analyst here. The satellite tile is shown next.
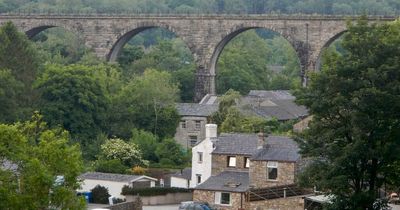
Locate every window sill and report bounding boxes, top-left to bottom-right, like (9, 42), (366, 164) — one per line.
(267, 179), (278, 182)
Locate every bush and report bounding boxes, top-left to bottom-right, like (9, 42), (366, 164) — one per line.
(131, 166), (146, 175)
(94, 159), (129, 174)
(121, 186), (191, 196)
(91, 185), (110, 204)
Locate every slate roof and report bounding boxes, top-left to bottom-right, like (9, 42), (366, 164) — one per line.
(176, 103), (218, 117)
(211, 134), (299, 161)
(79, 172), (156, 183)
(212, 133), (258, 155)
(171, 167), (192, 180)
(251, 136), (300, 162)
(195, 171), (249, 192)
(195, 90), (308, 121)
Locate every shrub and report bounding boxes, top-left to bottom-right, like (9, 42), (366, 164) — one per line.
(95, 159), (129, 174)
(91, 185), (110, 204)
(131, 166), (146, 175)
(121, 186), (191, 196)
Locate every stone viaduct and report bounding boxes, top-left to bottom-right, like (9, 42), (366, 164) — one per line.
(0, 14), (396, 101)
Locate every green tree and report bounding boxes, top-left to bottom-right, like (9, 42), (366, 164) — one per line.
(155, 138), (188, 166)
(0, 22), (41, 120)
(130, 128), (159, 163)
(35, 64), (109, 148)
(0, 113), (85, 209)
(0, 69), (23, 123)
(99, 138), (148, 167)
(113, 69), (180, 138)
(295, 19), (400, 209)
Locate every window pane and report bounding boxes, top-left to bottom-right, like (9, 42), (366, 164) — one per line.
(181, 121), (186, 128)
(268, 168), (278, 180)
(221, 193), (230, 205)
(189, 136), (198, 146)
(245, 157), (250, 168)
(195, 120), (201, 130)
(197, 175), (201, 184)
(198, 152), (203, 162)
(228, 156), (236, 167)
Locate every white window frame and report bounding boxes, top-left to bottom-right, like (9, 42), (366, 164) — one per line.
(267, 161), (278, 181)
(198, 152), (203, 163)
(244, 157), (250, 168)
(215, 192), (231, 206)
(227, 156), (236, 167)
(195, 120), (201, 130)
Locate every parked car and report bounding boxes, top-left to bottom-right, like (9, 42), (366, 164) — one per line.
(389, 193), (400, 204)
(179, 201), (213, 210)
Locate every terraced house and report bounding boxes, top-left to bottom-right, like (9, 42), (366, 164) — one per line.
(191, 124), (311, 210)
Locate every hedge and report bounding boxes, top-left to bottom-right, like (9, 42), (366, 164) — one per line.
(121, 186), (192, 196)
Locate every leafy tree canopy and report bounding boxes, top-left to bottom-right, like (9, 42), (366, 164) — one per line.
(295, 18), (400, 209)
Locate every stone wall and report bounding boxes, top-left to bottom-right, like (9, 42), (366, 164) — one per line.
(193, 190), (247, 210)
(108, 198), (142, 210)
(248, 196), (304, 210)
(212, 154), (249, 176)
(125, 193), (192, 206)
(249, 160), (295, 188)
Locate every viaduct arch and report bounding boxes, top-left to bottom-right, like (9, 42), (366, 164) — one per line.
(0, 14), (396, 101)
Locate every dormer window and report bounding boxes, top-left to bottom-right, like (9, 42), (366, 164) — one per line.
(244, 157), (250, 168)
(227, 156), (236, 167)
(267, 161), (278, 180)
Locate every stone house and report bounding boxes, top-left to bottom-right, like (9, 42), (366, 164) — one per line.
(174, 103), (218, 149)
(174, 91), (308, 149)
(191, 124), (311, 210)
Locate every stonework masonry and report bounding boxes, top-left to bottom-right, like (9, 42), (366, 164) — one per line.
(0, 14), (395, 101)
(174, 116), (207, 149)
(193, 190), (247, 210)
(249, 160), (295, 188)
(212, 154), (249, 176)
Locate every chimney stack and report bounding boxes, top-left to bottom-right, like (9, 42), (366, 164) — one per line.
(206, 124), (218, 139)
(257, 130), (268, 149)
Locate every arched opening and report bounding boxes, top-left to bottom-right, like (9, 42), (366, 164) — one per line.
(316, 31), (348, 71)
(211, 28), (302, 95)
(109, 27), (196, 102)
(27, 26), (88, 64)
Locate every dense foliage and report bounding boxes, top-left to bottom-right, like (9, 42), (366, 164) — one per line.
(0, 113), (85, 209)
(295, 19), (400, 209)
(91, 185), (110, 204)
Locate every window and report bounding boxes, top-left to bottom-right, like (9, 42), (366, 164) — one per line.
(244, 157), (250, 168)
(189, 136), (198, 147)
(215, 192), (231, 205)
(181, 121), (186, 128)
(267, 161), (278, 180)
(195, 120), (201, 130)
(196, 174), (202, 184)
(227, 156), (236, 167)
(198, 152), (203, 163)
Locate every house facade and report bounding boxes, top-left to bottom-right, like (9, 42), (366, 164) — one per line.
(191, 124), (310, 210)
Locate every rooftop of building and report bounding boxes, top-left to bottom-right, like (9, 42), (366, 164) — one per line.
(195, 171), (249, 193)
(171, 167), (192, 180)
(79, 172), (157, 183)
(211, 133), (299, 162)
(176, 103), (218, 117)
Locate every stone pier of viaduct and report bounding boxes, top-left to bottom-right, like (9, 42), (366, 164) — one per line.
(0, 14), (396, 100)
